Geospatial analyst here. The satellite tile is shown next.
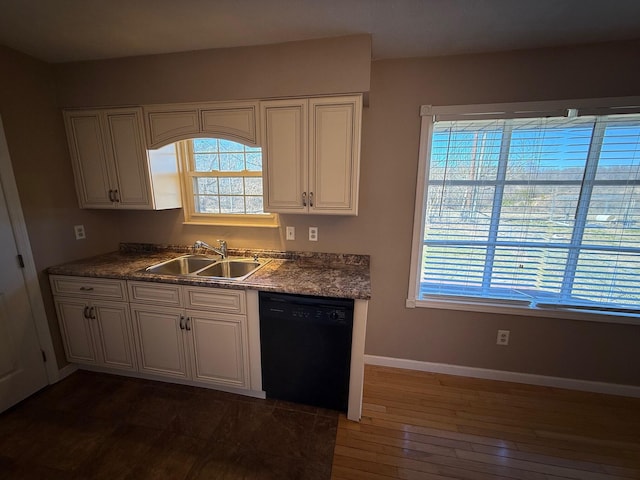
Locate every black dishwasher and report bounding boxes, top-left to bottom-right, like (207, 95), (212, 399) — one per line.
(259, 292), (353, 412)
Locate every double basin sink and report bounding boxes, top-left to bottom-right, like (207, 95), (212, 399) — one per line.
(145, 255), (268, 281)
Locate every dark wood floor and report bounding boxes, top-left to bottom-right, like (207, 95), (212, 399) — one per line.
(0, 370), (338, 479)
(332, 365), (640, 480)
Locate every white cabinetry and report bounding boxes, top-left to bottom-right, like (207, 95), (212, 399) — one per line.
(261, 95), (362, 215)
(144, 101), (259, 148)
(129, 282), (250, 389)
(50, 276), (136, 371)
(63, 108), (181, 210)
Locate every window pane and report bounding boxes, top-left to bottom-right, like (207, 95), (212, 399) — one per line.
(196, 195), (220, 213)
(425, 185), (494, 242)
(508, 118), (592, 180)
(572, 250), (640, 307)
(246, 152), (262, 171)
(193, 138), (218, 152)
(194, 154), (219, 172)
(219, 177), (244, 195)
(421, 245), (487, 294)
(498, 185), (578, 243)
(245, 177), (263, 195)
(194, 177), (218, 195)
(219, 153), (245, 171)
(246, 196), (264, 214)
(220, 195), (245, 214)
(596, 117), (640, 181)
(219, 139), (243, 152)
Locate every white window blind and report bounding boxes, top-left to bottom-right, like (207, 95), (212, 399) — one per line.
(419, 112), (640, 312)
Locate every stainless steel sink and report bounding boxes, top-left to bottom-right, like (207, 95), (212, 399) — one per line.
(145, 255), (268, 280)
(145, 255), (218, 275)
(196, 259), (263, 280)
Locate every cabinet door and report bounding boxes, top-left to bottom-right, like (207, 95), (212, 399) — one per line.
(131, 304), (189, 379)
(63, 111), (114, 208)
(104, 109), (152, 209)
(261, 99), (308, 212)
(309, 96), (362, 215)
(186, 310), (249, 389)
(93, 301), (136, 371)
(54, 298), (98, 364)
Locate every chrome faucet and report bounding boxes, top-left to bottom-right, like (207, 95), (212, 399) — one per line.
(194, 239), (228, 259)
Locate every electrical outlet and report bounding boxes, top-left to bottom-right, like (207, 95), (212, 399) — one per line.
(309, 226), (318, 241)
(74, 225), (86, 240)
(286, 226), (295, 241)
(496, 329), (510, 346)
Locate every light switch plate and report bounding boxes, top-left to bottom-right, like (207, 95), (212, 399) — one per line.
(286, 226), (295, 240)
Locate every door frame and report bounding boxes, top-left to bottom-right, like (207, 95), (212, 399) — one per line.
(0, 115), (58, 384)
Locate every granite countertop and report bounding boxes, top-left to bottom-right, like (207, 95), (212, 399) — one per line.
(47, 245), (371, 300)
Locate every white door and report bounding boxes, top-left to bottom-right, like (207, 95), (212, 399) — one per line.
(0, 175), (49, 412)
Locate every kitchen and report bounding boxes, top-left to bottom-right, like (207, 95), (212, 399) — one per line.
(1, 2), (640, 478)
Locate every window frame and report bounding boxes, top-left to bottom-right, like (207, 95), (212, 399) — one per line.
(407, 98), (640, 325)
(177, 139), (279, 227)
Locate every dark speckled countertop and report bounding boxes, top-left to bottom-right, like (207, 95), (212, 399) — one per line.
(47, 244), (371, 300)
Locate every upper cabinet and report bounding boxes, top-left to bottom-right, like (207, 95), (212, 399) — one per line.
(144, 101), (259, 148)
(63, 108), (182, 210)
(260, 95), (362, 215)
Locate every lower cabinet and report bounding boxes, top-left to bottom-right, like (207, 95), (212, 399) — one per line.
(51, 275), (252, 393)
(54, 297), (136, 371)
(129, 282), (250, 390)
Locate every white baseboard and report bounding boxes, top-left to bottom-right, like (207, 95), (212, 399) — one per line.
(364, 355), (640, 398)
(57, 363), (78, 382)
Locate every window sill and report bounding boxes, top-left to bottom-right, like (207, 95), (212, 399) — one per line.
(183, 214), (280, 228)
(406, 297), (640, 326)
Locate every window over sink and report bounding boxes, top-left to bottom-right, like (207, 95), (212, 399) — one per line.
(178, 138), (278, 227)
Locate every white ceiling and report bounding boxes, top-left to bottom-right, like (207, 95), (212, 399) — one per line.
(1, 0), (640, 63)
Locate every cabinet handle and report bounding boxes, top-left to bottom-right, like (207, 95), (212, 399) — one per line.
(114, 189), (120, 203)
(79, 286), (94, 291)
(179, 315), (185, 330)
(185, 317), (191, 331)
(302, 192), (307, 207)
(309, 192), (314, 207)
(108, 189), (115, 202)
(83, 306), (90, 319)
(89, 306), (96, 320)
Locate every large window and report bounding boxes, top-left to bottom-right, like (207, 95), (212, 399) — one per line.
(409, 101), (640, 316)
(179, 138), (277, 226)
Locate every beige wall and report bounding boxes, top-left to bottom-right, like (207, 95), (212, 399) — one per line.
(111, 40), (640, 386)
(0, 46), (120, 368)
(4, 35), (640, 384)
(54, 35), (372, 107)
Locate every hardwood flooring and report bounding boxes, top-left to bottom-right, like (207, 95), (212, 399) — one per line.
(2, 365), (639, 479)
(332, 365), (640, 480)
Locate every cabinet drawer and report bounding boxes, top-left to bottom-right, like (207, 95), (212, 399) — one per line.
(184, 286), (246, 314)
(128, 281), (183, 307)
(50, 275), (127, 301)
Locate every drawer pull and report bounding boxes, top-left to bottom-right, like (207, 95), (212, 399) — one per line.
(79, 286), (94, 291)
